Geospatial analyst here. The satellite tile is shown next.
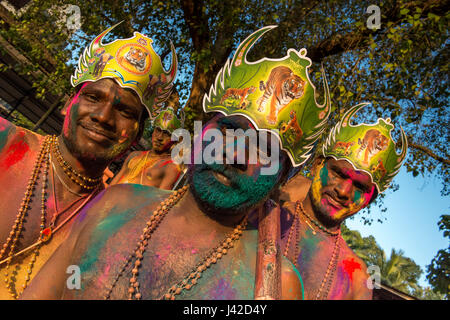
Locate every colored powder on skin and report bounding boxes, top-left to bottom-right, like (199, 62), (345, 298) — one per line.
(342, 258), (361, 281)
(319, 162), (329, 186)
(1, 131), (29, 169)
(311, 164), (324, 206)
(118, 129), (130, 144)
(113, 95), (121, 105)
(192, 162), (280, 212)
(283, 256), (305, 300)
(79, 210), (134, 274)
(63, 102), (80, 140)
(296, 228), (322, 270)
(63, 83), (87, 137)
(0, 118), (11, 152)
(362, 186), (375, 207)
(207, 278), (236, 300)
(353, 190), (362, 204)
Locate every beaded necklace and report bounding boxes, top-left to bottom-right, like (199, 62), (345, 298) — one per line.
(105, 185), (249, 300)
(0, 135), (100, 299)
(1, 135), (52, 299)
(284, 201), (341, 300)
(53, 139), (103, 190)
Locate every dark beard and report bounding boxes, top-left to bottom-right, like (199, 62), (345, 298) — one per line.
(60, 134), (110, 170)
(309, 193), (343, 229)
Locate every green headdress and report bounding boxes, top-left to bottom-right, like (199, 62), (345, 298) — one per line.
(71, 22), (177, 118)
(323, 103), (408, 193)
(203, 26), (331, 167)
(152, 107), (183, 134)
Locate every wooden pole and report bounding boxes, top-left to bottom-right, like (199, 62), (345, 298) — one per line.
(254, 199), (282, 300)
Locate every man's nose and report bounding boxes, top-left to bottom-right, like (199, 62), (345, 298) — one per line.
(335, 178), (353, 201)
(90, 102), (115, 128)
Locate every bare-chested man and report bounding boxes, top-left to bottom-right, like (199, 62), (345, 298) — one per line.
(281, 103), (408, 299)
(0, 23), (177, 299)
(22, 26), (332, 300)
(110, 107), (182, 190)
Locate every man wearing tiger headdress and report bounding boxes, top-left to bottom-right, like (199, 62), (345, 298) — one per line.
(280, 103), (408, 299)
(22, 26), (334, 300)
(110, 107), (183, 190)
(0, 22), (177, 300)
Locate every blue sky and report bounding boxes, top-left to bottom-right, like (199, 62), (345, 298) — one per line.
(346, 166), (449, 287)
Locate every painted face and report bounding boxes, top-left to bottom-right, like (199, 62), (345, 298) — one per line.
(151, 127), (173, 153)
(188, 114), (288, 216)
(310, 158), (376, 224)
(62, 78), (144, 164)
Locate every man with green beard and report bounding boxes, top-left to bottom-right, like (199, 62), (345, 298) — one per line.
(22, 26), (331, 300)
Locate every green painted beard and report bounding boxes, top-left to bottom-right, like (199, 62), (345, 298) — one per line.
(188, 163), (281, 217)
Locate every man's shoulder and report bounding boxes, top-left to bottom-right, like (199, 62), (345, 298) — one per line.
(0, 116), (43, 155)
(281, 255), (304, 299)
(123, 150), (148, 163)
(339, 238), (369, 273)
(338, 238), (373, 299)
(94, 183), (172, 210)
(280, 173), (312, 202)
(72, 184), (172, 242)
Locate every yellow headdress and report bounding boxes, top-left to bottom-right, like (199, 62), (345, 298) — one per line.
(71, 22), (177, 118)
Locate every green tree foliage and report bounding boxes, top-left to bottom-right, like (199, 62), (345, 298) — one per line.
(426, 214), (450, 299)
(342, 224), (445, 299)
(0, 0), (448, 198)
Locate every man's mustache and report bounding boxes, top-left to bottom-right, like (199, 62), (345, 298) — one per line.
(197, 163), (243, 186)
(324, 191), (346, 208)
(79, 120), (117, 140)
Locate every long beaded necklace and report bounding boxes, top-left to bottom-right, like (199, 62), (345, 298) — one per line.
(284, 201), (341, 300)
(2, 135), (52, 299)
(0, 136), (100, 299)
(104, 185), (249, 300)
(53, 139), (103, 190)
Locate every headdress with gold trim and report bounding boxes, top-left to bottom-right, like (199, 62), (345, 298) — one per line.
(323, 103), (408, 193)
(71, 22), (177, 118)
(152, 107), (183, 134)
(203, 26), (331, 167)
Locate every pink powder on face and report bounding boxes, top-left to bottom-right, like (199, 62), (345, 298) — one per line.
(63, 83), (88, 137)
(362, 186), (375, 207)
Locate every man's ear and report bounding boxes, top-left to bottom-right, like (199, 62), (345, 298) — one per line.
(60, 92), (77, 116)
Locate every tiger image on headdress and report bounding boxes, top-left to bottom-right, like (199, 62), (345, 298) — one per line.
(220, 86), (256, 109)
(333, 141), (355, 156)
(370, 159), (387, 179)
(279, 110), (303, 145)
(118, 46), (148, 72)
(356, 129), (389, 166)
(257, 66), (306, 125)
